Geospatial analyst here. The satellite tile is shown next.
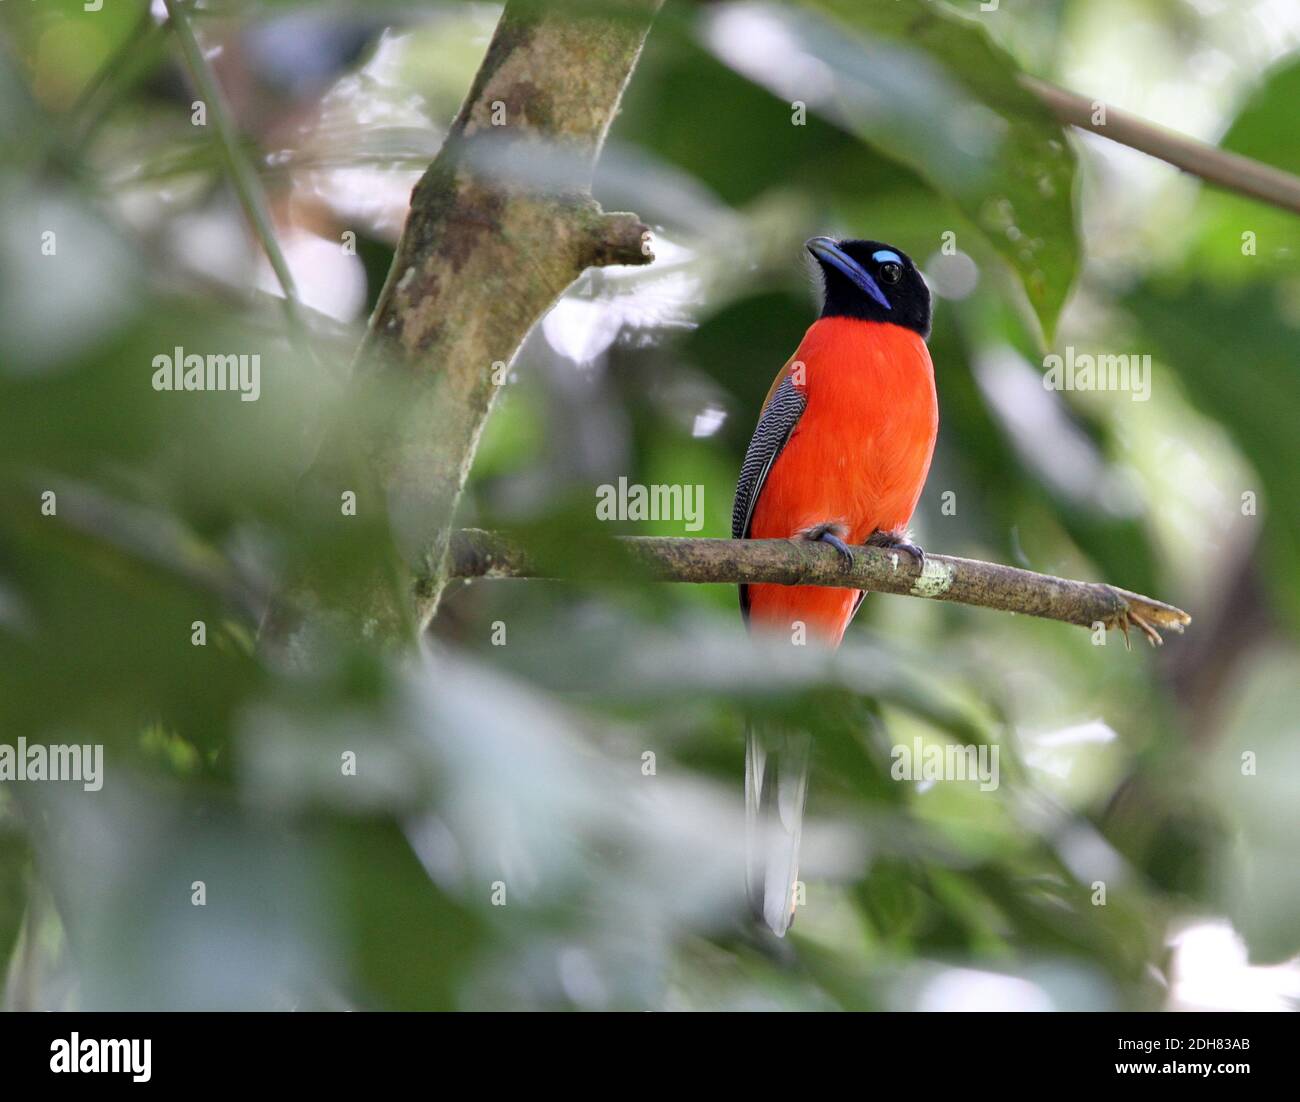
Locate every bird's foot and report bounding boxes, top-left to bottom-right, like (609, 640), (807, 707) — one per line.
(805, 524), (855, 568)
(868, 530), (926, 572)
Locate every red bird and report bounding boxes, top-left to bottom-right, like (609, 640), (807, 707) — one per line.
(733, 237), (938, 934)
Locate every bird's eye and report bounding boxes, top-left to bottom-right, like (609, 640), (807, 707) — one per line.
(879, 262), (903, 285)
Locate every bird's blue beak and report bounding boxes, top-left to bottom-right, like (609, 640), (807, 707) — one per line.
(806, 236), (891, 311)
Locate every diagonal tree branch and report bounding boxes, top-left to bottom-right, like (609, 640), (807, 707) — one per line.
(1020, 75), (1300, 216)
(370, 0), (661, 635)
(262, 0), (663, 651)
(448, 529), (1192, 645)
(162, 0), (307, 332)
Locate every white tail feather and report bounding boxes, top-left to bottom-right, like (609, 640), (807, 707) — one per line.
(745, 724), (811, 936)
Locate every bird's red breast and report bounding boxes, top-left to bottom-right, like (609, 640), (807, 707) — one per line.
(746, 316), (938, 645)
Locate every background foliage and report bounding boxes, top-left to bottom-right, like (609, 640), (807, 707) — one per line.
(1, 0), (1297, 1010)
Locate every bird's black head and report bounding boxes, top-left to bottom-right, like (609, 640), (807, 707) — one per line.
(807, 236), (931, 338)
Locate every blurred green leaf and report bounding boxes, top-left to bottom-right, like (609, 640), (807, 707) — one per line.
(1188, 57), (1300, 280)
(1124, 278), (1300, 629)
(1209, 649), (1300, 962)
(326, 818), (483, 1010)
(795, 0), (1080, 337)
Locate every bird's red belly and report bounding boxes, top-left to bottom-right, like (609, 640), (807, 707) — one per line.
(746, 319), (937, 645)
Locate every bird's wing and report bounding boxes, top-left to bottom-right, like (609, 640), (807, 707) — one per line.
(732, 369), (807, 620)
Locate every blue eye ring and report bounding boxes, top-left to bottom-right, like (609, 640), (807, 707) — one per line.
(874, 249), (905, 285)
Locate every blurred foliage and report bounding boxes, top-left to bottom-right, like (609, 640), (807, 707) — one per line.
(811, 0), (1081, 337)
(0, 0), (1298, 1011)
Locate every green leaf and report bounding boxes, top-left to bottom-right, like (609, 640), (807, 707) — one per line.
(1188, 57), (1300, 279)
(326, 819), (483, 1010)
(1218, 58), (1300, 174)
(1209, 651), (1300, 962)
(785, 0), (1080, 339)
(931, 298), (1161, 598)
(1124, 278), (1300, 629)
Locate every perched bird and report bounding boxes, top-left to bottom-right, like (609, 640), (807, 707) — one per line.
(732, 237), (938, 935)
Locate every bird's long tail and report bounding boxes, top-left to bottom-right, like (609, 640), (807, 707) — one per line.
(745, 721), (811, 937)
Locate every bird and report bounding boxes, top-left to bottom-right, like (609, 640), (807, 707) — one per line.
(732, 236), (938, 936)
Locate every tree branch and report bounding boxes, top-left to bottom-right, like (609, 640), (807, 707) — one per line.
(1020, 75), (1300, 216)
(263, 0), (662, 650)
(162, 0), (307, 331)
(363, 0), (662, 636)
(448, 529), (1192, 645)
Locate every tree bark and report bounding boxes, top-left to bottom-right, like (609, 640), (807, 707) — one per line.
(265, 0), (662, 652)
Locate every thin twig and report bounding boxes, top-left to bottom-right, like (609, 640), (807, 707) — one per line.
(448, 529), (1192, 645)
(161, 0), (307, 335)
(1021, 75), (1300, 216)
(67, 4), (162, 149)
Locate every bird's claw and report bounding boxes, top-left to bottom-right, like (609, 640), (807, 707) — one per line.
(868, 531), (926, 572)
(808, 526), (855, 568)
